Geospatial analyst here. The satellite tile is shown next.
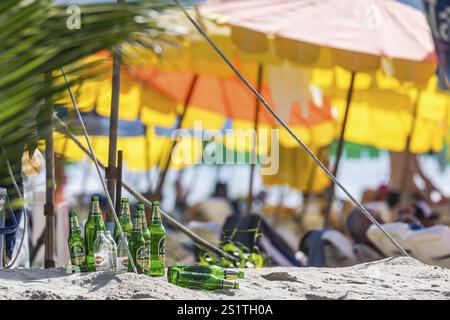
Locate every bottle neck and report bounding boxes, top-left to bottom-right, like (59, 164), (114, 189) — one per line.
(69, 216), (81, 234)
(133, 216), (143, 232)
(224, 270), (245, 279)
(221, 280), (239, 289)
(140, 210), (148, 225)
(89, 201), (102, 218)
(120, 202), (130, 219)
(151, 205), (161, 222)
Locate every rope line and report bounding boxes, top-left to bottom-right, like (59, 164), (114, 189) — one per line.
(173, 0), (409, 257)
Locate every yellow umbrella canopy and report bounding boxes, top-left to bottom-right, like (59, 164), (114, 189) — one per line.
(313, 68), (450, 153)
(263, 144), (331, 192)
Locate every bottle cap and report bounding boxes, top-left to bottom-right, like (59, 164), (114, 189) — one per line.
(152, 201), (160, 206)
(92, 196), (99, 201)
(122, 198), (129, 203)
(69, 210), (78, 216)
(237, 271), (245, 279)
(137, 204), (145, 210)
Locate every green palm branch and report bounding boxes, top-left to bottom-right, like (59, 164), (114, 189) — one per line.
(0, 0), (179, 191)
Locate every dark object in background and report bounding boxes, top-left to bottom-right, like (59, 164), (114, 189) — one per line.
(221, 213), (302, 267)
(423, 0), (450, 90)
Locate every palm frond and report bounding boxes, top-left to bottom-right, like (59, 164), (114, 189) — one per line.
(0, 0), (180, 187)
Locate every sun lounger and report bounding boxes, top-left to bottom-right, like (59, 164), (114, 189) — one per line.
(366, 222), (411, 257)
(403, 225), (450, 268)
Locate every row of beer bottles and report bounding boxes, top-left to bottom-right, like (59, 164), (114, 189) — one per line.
(68, 196), (166, 276)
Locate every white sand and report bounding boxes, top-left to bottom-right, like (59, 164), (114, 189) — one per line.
(0, 257), (449, 300)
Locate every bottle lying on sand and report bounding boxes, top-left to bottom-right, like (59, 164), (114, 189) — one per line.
(168, 269), (239, 290)
(168, 265), (244, 280)
(68, 211), (86, 273)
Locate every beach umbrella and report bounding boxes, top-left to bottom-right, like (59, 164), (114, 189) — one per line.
(199, 0), (437, 223)
(57, 49), (336, 204)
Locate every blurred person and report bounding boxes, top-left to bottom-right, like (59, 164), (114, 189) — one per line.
(362, 184), (393, 223)
(174, 181), (188, 221)
(344, 207), (385, 263)
(396, 205), (424, 230)
(1, 136), (38, 263)
(388, 152), (447, 209)
(396, 201), (439, 229)
(212, 182), (240, 214)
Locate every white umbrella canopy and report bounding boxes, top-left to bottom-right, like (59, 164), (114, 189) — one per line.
(200, 0), (437, 85)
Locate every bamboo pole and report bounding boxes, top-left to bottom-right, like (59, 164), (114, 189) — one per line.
(54, 115), (238, 262)
(44, 72), (55, 268)
(323, 71), (356, 228)
(106, 0), (125, 224)
(115, 150), (123, 214)
(155, 74), (199, 199)
(247, 63), (264, 215)
(144, 125), (153, 190)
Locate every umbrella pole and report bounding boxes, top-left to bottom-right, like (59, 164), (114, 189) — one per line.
(105, 0), (125, 226)
(300, 147), (323, 218)
(399, 89), (421, 205)
(155, 74), (199, 199)
(144, 125), (153, 190)
(115, 150), (123, 214)
(323, 71), (356, 228)
(247, 63), (264, 215)
(44, 71), (55, 268)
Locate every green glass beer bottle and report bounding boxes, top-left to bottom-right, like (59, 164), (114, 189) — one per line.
(68, 211), (86, 273)
(84, 196), (106, 272)
(168, 265), (244, 280)
(169, 270), (239, 290)
(137, 204), (151, 241)
(149, 201), (166, 277)
(114, 198), (133, 243)
(128, 209), (146, 273)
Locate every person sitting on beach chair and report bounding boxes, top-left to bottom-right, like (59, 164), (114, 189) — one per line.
(344, 208), (385, 263)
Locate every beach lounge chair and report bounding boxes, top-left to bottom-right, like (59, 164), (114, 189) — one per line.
(300, 229), (357, 267)
(403, 225), (450, 268)
(366, 222), (411, 257)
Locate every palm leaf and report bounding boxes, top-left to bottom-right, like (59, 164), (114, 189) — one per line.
(0, 0), (179, 188)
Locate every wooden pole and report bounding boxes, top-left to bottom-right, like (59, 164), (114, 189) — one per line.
(323, 71), (356, 228)
(155, 74), (199, 199)
(44, 71), (55, 268)
(106, 0), (125, 225)
(144, 125), (153, 190)
(300, 147), (324, 218)
(399, 89), (422, 205)
(115, 150), (123, 215)
(247, 63), (264, 215)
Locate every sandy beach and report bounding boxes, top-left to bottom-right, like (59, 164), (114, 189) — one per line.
(0, 257), (448, 300)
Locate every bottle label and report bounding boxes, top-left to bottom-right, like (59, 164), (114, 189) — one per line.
(117, 256), (129, 272)
(158, 237), (165, 265)
(94, 251), (110, 271)
(69, 243), (86, 266)
(137, 242), (150, 270)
